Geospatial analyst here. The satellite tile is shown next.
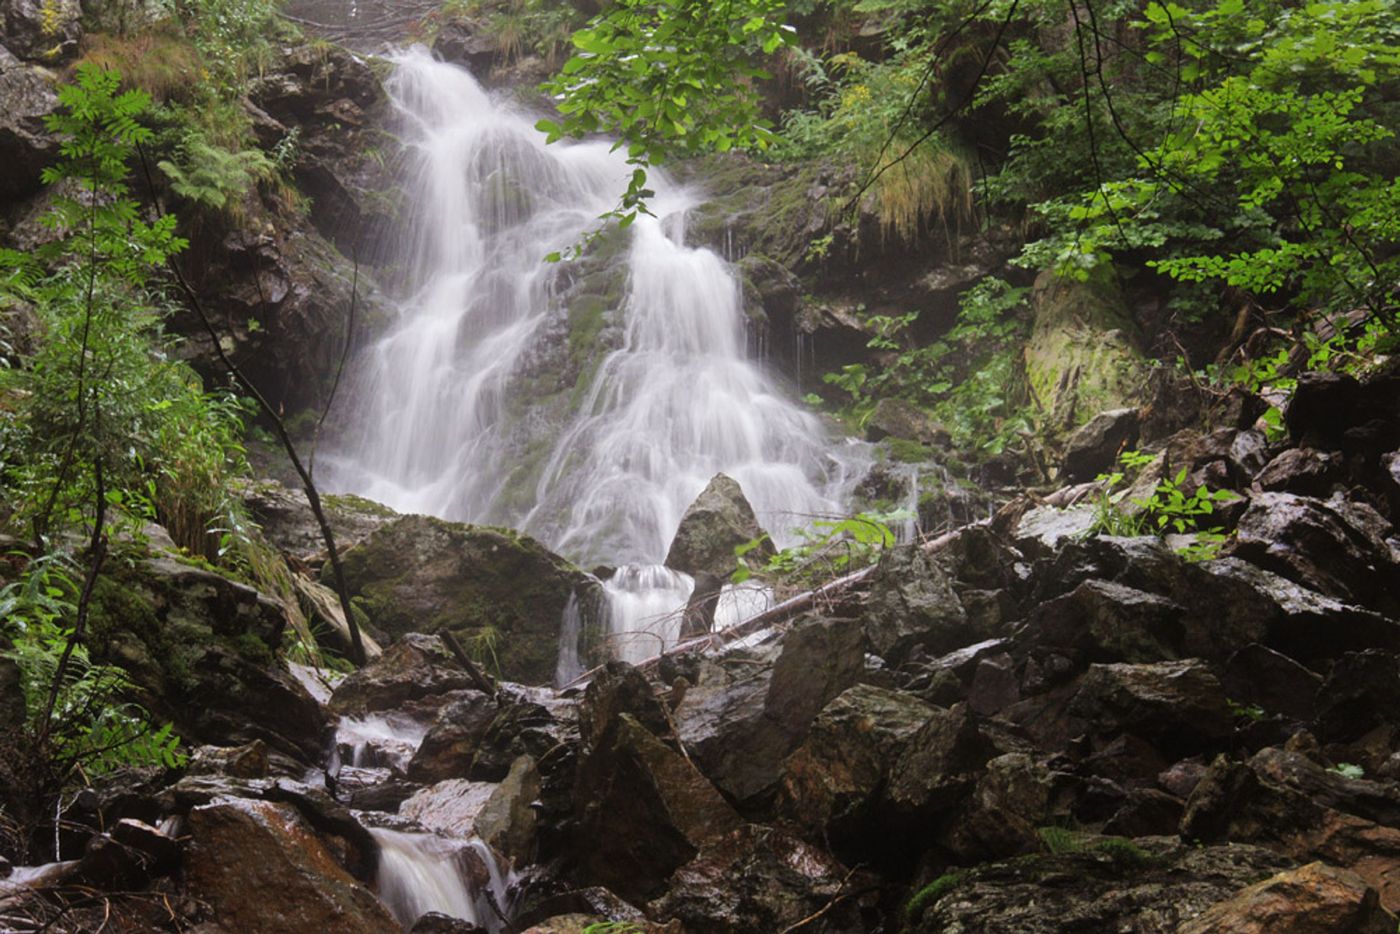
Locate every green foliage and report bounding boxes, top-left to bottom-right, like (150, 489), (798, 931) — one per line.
(1037, 826), (1155, 867)
(0, 556), (186, 778)
(580, 923), (643, 934)
(157, 126), (275, 213)
(1090, 450), (1239, 560)
(538, 0), (794, 230)
(821, 276), (1034, 456)
(1330, 762), (1365, 780)
(731, 508), (908, 586)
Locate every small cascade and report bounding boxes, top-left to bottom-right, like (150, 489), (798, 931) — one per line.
(714, 581), (775, 630)
(554, 591), (585, 688)
(602, 565), (694, 665)
(372, 828), (515, 932)
(896, 465), (922, 544)
(335, 712), (428, 771)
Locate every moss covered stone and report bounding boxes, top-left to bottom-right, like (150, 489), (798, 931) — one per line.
(1024, 267), (1148, 438)
(329, 514), (596, 685)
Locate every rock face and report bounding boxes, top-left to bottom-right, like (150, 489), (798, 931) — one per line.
(1180, 862), (1396, 934)
(87, 551), (326, 761)
(3, 0), (81, 62)
(0, 44), (59, 200)
(185, 798), (396, 933)
(573, 714), (741, 901)
(909, 838), (1295, 932)
(240, 479), (399, 564)
(333, 515), (595, 684)
(1023, 268), (1148, 434)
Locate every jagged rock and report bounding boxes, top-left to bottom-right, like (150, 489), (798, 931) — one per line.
(2, 0), (80, 62)
(1014, 505), (1099, 559)
(779, 684), (934, 853)
(0, 44), (58, 201)
(649, 825), (863, 932)
(1180, 861), (1396, 934)
(86, 553), (326, 762)
(186, 798), (395, 933)
(1182, 747), (1400, 908)
(578, 661), (669, 750)
(405, 690), (498, 784)
(1023, 268), (1148, 435)
(333, 515), (593, 684)
(1062, 407), (1140, 481)
(1222, 644), (1322, 722)
(409, 913), (484, 933)
(573, 714), (741, 901)
(398, 779), (497, 837)
(1068, 660), (1233, 759)
(676, 617), (863, 807)
(469, 690), (574, 782)
(967, 652), (1021, 716)
(1256, 447), (1346, 496)
(885, 703), (1002, 820)
(1229, 492), (1400, 615)
(187, 740), (271, 779)
(511, 886), (649, 931)
(77, 817), (182, 886)
(239, 479), (398, 564)
(664, 474), (774, 634)
(664, 473), (774, 580)
(1286, 371), (1400, 454)
(908, 837), (1294, 932)
(1026, 578), (1185, 666)
(863, 545), (969, 663)
(329, 633), (480, 717)
(474, 754), (540, 865)
(1314, 651), (1400, 744)
(865, 397), (950, 446)
(943, 752), (1066, 861)
(247, 43), (395, 258)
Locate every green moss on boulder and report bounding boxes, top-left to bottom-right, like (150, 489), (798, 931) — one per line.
(329, 514), (595, 685)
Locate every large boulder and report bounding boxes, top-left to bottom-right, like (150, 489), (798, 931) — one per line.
(665, 473), (775, 580)
(1023, 268), (1148, 435)
(908, 837), (1295, 932)
(329, 632), (480, 717)
(862, 544), (970, 663)
(1067, 660), (1234, 763)
(185, 798), (395, 933)
(0, 44), (59, 201)
(1229, 492), (1400, 615)
(648, 825), (863, 932)
(87, 552), (326, 762)
(332, 515), (594, 685)
(675, 617), (864, 808)
(1061, 407), (1140, 481)
(573, 714), (741, 901)
(779, 684), (935, 856)
(240, 479), (398, 564)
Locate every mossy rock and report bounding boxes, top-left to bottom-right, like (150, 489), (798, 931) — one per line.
(329, 514), (596, 685)
(85, 544), (326, 761)
(1024, 267), (1148, 438)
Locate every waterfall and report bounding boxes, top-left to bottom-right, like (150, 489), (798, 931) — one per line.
(372, 829), (514, 932)
(327, 47), (863, 569)
(553, 590), (584, 687)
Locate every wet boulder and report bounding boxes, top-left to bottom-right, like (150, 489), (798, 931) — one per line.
(473, 754), (540, 865)
(333, 515), (595, 684)
(186, 798), (395, 933)
(664, 473), (775, 635)
(573, 713), (741, 901)
(578, 661), (669, 750)
(468, 688), (575, 782)
(675, 617), (864, 808)
(1026, 578), (1185, 666)
(1256, 447), (1346, 496)
(862, 545), (969, 663)
(0, 44), (59, 200)
(1182, 747), (1400, 908)
(885, 703), (1005, 822)
(908, 837), (1295, 932)
(1061, 407), (1140, 481)
(779, 684), (934, 853)
(1068, 660), (1233, 760)
(1229, 492), (1400, 615)
(399, 779), (497, 837)
(649, 825), (863, 933)
(1180, 861), (1396, 934)
(1285, 371), (1400, 454)
(329, 633), (479, 717)
(240, 479), (398, 564)
(864, 397), (950, 446)
(406, 690), (498, 784)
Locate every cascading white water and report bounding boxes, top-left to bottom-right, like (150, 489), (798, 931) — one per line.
(328, 47), (862, 563)
(372, 829), (514, 932)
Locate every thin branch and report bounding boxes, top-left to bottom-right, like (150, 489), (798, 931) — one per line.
(309, 253), (358, 479)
